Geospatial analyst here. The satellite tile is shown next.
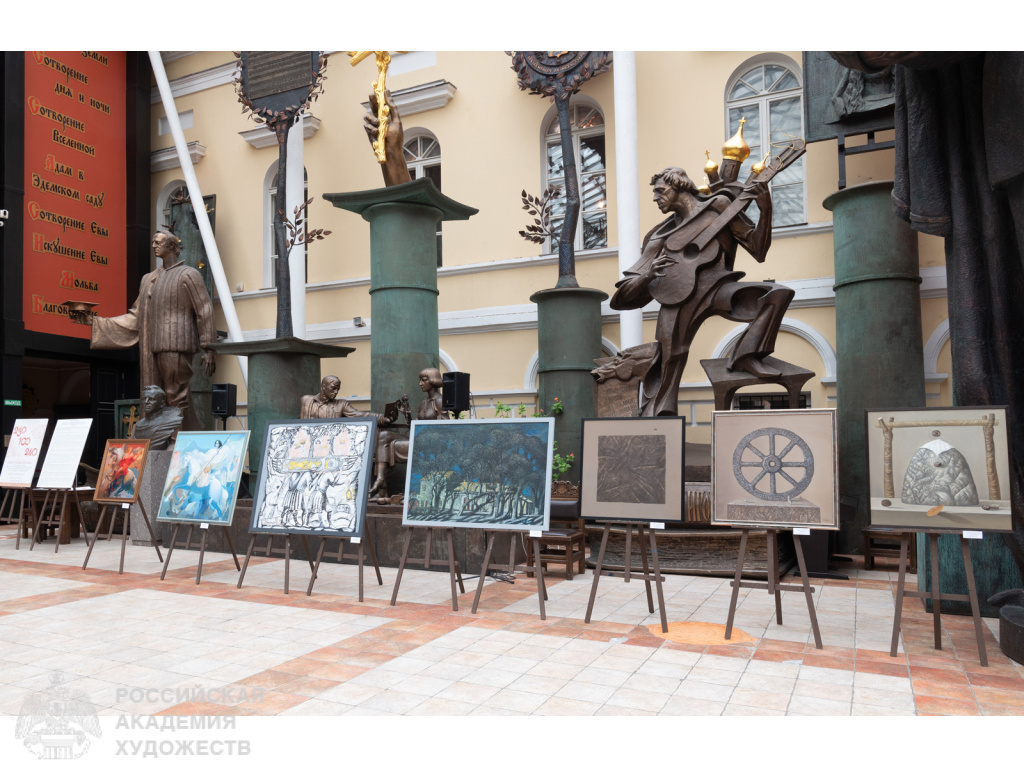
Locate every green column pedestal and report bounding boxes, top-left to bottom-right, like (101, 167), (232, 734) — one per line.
(824, 181), (925, 554)
(325, 178), (477, 413)
(209, 337), (353, 478)
(530, 286), (608, 486)
(918, 533), (1024, 618)
(172, 195), (217, 430)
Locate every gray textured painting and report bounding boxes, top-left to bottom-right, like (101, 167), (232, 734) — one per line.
(901, 439), (980, 506)
(597, 434), (666, 504)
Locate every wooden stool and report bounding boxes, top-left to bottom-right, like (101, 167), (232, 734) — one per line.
(863, 525), (917, 572)
(525, 530), (586, 580)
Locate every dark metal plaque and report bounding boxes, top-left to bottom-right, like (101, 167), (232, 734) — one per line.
(803, 51), (895, 143)
(240, 51), (319, 113)
(510, 51), (611, 97)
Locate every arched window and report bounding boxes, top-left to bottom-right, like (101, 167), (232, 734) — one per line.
(725, 58), (805, 227)
(263, 165), (308, 288)
(404, 131), (442, 267)
(544, 101), (607, 252)
(155, 180), (186, 233)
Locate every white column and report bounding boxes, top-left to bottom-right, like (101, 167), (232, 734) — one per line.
(287, 116), (306, 339)
(149, 52), (248, 384)
(613, 51), (644, 350)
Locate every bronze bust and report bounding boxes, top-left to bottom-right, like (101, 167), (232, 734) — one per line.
(133, 385), (183, 450)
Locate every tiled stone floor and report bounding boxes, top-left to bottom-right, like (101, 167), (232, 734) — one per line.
(0, 525), (1021, 716)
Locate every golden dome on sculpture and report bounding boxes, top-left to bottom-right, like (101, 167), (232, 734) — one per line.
(751, 152), (768, 175)
(698, 175), (711, 195)
(704, 150), (718, 175)
(722, 117), (751, 163)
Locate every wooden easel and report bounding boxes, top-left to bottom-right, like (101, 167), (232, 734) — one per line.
(887, 527), (988, 666)
(471, 530), (548, 619)
(1, 488), (32, 549)
(160, 522), (240, 585)
(724, 527), (822, 649)
(306, 528), (384, 600)
(390, 526), (465, 611)
(237, 533), (315, 594)
(0, 487), (25, 523)
(82, 500), (164, 575)
(30, 485), (90, 553)
(584, 521), (668, 633)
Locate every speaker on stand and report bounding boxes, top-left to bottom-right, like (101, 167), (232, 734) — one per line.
(441, 372), (470, 418)
(211, 383), (237, 431)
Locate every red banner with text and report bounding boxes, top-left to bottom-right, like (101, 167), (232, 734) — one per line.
(22, 51), (127, 338)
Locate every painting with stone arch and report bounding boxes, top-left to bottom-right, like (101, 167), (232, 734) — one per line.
(402, 418), (554, 530)
(866, 406), (1012, 532)
(579, 417), (685, 522)
(250, 419), (377, 538)
(712, 409), (838, 530)
(157, 431), (250, 526)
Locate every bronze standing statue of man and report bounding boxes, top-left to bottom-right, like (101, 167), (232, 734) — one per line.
(610, 161), (793, 417)
(86, 232), (216, 431)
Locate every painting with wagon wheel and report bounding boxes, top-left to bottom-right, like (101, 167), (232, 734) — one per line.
(250, 419), (377, 538)
(711, 409), (837, 530)
(402, 419), (554, 531)
(157, 432), (249, 525)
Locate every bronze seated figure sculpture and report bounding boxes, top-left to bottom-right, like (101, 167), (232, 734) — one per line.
(299, 369), (449, 501)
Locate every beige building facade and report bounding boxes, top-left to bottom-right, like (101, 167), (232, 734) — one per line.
(148, 51), (952, 446)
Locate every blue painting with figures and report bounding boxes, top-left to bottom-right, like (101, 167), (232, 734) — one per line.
(157, 431), (249, 526)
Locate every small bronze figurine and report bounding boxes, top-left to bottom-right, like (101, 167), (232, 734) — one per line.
(133, 385), (184, 450)
(86, 232), (216, 431)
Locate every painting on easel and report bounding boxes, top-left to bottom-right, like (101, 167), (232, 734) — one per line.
(94, 439), (150, 504)
(579, 417), (685, 522)
(250, 419), (377, 538)
(157, 432), (249, 525)
(866, 406), (1011, 531)
(712, 409), (838, 530)
(403, 418), (554, 531)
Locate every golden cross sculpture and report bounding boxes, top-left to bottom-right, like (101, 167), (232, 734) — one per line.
(122, 405), (138, 438)
(347, 51), (405, 164)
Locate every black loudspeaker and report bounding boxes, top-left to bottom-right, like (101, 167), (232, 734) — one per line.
(211, 383), (237, 418)
(441, 371), (470, 414)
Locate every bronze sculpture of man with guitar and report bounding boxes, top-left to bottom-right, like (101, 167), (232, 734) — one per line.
(610, 132), (805, 417)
